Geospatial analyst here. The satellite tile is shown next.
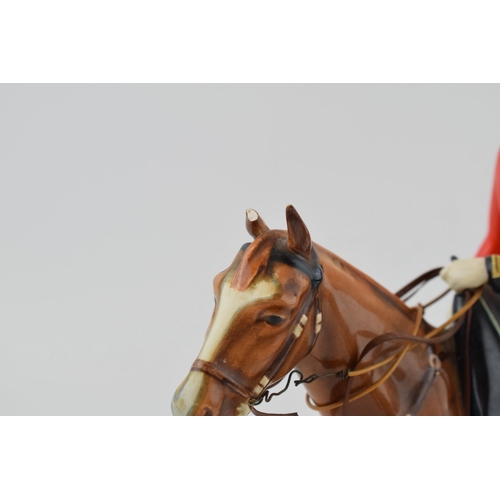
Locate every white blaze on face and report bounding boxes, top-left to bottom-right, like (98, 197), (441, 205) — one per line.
(198, 271), (281, 361)
(171, 270), (280, 415)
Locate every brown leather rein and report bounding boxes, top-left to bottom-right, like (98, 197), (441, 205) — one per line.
(252, 267), (482, 416)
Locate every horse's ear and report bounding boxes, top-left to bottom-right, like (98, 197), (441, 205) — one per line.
(286, 205), (312, 258)
(246, 209), (269, 238)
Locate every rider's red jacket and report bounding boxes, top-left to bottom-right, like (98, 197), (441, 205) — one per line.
(477, 149), (500, 292)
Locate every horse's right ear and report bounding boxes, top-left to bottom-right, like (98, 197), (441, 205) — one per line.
(245, 209), (269, 238)
(286, 205), (312, 258)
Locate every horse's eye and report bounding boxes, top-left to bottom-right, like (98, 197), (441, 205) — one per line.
(266, 315), (284, 326)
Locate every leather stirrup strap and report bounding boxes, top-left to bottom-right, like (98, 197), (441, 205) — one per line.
(406, 351), (442, 416)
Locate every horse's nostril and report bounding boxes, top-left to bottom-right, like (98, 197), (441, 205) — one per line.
(202, 407), (213, 416)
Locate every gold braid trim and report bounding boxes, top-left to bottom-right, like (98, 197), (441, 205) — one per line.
(491, 255), (500, 279)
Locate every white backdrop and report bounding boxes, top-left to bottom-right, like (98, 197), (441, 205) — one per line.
(1, 84), (499, 415)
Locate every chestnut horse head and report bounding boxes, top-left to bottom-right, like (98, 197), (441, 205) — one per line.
(172, 206), (465, 416)
(171, 205), (324, 416)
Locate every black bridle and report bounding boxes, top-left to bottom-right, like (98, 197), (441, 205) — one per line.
(192, 242), (324, 414)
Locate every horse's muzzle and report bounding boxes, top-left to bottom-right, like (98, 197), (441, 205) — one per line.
(171, 369), (250, 416)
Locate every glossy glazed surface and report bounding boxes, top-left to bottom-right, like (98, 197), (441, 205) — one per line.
(172, 206), (463, 416)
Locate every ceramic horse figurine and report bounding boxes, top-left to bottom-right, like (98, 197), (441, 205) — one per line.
(171, 205), (472, 416)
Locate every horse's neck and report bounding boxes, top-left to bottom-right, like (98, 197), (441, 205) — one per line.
(297, 245), (452, 415)
(314, 245), (422, 365)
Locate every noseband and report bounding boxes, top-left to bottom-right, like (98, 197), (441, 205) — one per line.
(190, 244), (324, 412)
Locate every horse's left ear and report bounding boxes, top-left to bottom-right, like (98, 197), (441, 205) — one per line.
(246, 208), (269, 238)
(286, 205), (312, 258)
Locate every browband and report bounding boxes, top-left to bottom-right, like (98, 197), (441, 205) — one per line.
(270, 246), (323, 289)
(239, 241), (323, 288)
